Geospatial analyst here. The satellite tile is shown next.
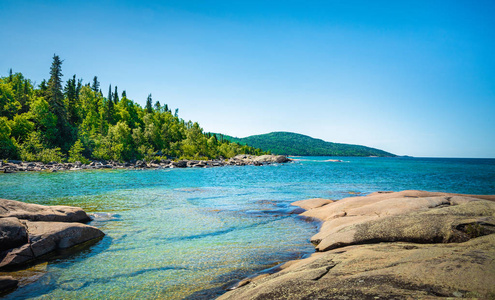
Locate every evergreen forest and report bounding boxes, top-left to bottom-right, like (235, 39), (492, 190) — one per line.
(0, 55), (265, 163)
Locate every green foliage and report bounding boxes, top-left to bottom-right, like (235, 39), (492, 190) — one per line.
(68, 139), (90, 164)
(38, 148), (65, 163)
(9, 113), (34, 142)
(29, 97), (58, 146)
(0, 117), (18, 158)
(0, 55), (266, 162)
(18, 132), (64, 163)
(216, 131), (396, 157)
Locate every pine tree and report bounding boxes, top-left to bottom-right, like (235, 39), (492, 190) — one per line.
(106, 90), (114, 125)
(64, 75), (78, 125)
(145, 93), (153, 113)
(122, 90), (127, 98)
(107, 84), (112, 101)
(92, 76), (100, 93)
(21, 80), (29, 113)
(47, 54), (72, 149)
(48, 55), (65, 115)
(76, 78), (82, 99)
(113, 86), (119, 104)
(8, 68), (13, 82)
(154, 100), (161, 112)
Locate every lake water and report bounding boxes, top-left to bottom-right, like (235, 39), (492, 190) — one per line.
(1, 157), (494, 299)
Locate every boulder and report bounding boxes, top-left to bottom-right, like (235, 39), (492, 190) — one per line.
(0, 199), (104, 271)
(135, 160), (147, 168)
(0, 220), (104, 269)
(274, 155), (290, 163)
(0, 199), (91, 223)
(171, 160), (188, 168)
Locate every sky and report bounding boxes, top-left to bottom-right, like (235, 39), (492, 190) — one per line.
(1, 0), (494, 158)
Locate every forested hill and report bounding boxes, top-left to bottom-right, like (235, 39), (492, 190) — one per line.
(0, 55), (265, 162)
(215, 132), (396, 157)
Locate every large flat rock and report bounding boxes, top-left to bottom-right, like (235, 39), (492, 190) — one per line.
(0, 220), (104, 268)
(219, 235), (495, 299)
(0, 199), (91, 223)
(219, 190), (495, 299)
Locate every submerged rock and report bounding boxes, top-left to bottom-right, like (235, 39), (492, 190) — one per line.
(219, 190), (495, 299)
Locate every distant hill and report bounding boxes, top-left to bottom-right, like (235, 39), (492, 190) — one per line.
(214, 132), (396, 157)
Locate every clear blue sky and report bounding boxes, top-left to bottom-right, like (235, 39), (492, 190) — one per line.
(2, 0), (494, 157)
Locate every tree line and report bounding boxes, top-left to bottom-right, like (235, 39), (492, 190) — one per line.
(0, 55), (265, 163)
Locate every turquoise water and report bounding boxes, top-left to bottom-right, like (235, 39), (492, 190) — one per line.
(0, 157), (494, 299)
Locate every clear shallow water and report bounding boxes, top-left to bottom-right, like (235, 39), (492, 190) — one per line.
(0, 157), (494, 299)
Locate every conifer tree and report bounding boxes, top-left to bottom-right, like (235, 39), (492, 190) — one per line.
(107, 84), (112, 101)
(76, 78), (82, 99)
(113, 86), (119, 104)
(92, 76), (100, 93)
(106, 92), (114, 124)
(122, 90), (126, 98)
(48, 55), (64, 105)
(65, 75), (78, 125)
(145, 93), (153, 113)
(154, 100), (161, 112)
(47, 54), (71, 149)
(8, 68), (13, 82)
(21, 80), (29, 113)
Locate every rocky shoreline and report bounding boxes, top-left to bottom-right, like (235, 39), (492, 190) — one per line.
(219, 190), (495, 299)
(0, 199), (104, 295)
(0, 154), (291, 173)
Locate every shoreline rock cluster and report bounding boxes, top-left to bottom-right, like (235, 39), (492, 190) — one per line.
(0, 154), (291, 173)
(0, 199), (104, 295)
(219, 190), (495, 299)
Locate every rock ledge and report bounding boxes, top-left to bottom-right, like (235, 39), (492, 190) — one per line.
(219, 190), (495, 299)
(0, 199), (104, 294)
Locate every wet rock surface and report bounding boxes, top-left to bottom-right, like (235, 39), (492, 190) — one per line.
(219, 190), (495, 300)
(0, 155), (291, 173)
(0, 199), (104, 294)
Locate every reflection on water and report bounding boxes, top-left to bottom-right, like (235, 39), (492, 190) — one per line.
(0, 157), (494, 299)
